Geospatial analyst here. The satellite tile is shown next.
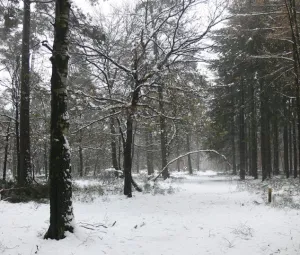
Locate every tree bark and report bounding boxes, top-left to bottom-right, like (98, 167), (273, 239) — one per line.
(292, 99), (298, 178)
(145, 129), (154, 175)
(283, 98), (290, 178)
(230, 86), (237, 175)
(272, 110), (280, 175)
(19, 0), (32, 186)
(158, 85), (170, 179)
(110, 117), (119, 170)
(78, 129), (84, 177)
(250, 82), (258, 179)
(239, 79), (246, 180)
(186, 133), (193, 174)
(45, 0), (74, 240)
(2, 124), (10, 182)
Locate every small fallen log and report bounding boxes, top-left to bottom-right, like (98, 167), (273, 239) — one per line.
(152, 149), (232, 182)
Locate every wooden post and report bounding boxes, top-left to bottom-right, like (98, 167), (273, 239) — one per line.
(268, 188), (272, 203)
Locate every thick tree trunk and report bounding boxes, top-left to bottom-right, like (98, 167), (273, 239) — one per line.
(19, 0), (32, 186)
(123, 83), (142, 197)
(45, 0), (74, 240)
(110, 117), (119, 170)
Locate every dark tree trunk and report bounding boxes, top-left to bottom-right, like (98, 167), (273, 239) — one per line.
(2, 124), (10, 182)
(230, 86), (237, 175)
(196, 136), (200, 171)
(292, 99), (298, 178)
(272, 112), (280, 175)
(289, 100), (293, 176)
(265, 100), (272, 179)
(123, 112), (135, 197)
(250, 82), (258, 179)
(260, 80), (271, 181)
(145, 129), (154, 175)
(239, 80), (246, 180)
(79, 145), (83, 177)
(19, 0), (32, 186)
(186, 133), (193, 174)
(15, 100), (20, 182)
(110, 117), (119, 170)
(45, 0), (74, 240)
(283, 98), (290, 178)
(158, 86), (169, 179)
(123, 81), (142, 197)
(78, 130), (84, 177)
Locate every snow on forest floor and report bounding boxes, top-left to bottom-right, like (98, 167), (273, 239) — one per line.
(1, 172), (300, 255)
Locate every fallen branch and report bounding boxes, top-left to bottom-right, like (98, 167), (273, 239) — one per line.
(152, 149), (232, 182)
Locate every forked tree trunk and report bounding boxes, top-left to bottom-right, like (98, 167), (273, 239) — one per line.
(19, 0), (32, 186)
(45, 0), (74, 240)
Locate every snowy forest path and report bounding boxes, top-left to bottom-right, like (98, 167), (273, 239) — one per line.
(1, 174), (300, 254)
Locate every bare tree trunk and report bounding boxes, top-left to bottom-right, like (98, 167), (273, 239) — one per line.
(230, 86), (237, 175)
(289, 99), (293, 176)
(250, 82), (258, 179)
(158, 85), (169, 179)
(186, 133), (193, 174)
(239, 79), (246, 180)
(145, 129), (154, 175)
(283, 98), (290, 178)
(293, 99), (298, 178)
(19, 0), (32, 186)
(196, 136), (200, 171)
(272, 112), (280, 175)
(78, 130), (84, 177)
(2, 124), (10, 182)
(110, 117), (119, 170)
(45, 0), (74, 240)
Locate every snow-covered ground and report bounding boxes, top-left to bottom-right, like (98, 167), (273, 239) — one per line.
(1, 173), (300, 255)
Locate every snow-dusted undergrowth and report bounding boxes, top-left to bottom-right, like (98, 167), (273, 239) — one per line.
(1, 172), (300, 254)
